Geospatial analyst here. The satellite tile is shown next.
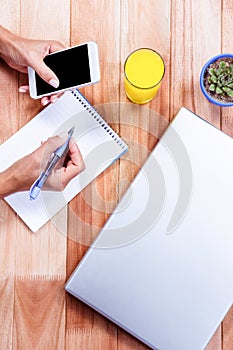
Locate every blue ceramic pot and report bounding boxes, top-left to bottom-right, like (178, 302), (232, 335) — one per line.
(200, 53), (233, 107)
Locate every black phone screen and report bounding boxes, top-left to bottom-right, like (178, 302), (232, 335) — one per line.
(35, 44), (91, 95)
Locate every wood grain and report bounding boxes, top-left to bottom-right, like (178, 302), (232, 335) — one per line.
(223, 306), (233, 350)
(0, 2), (20, 349)
(171, 3), (224, 349)
(11, 1), (69, 349)
(118, 1), (170, 348)
(13, 276), (65, 349)
(222, 0), (233, 138)
(170, 0), (222, 126)
(213, 6), (233, 349)
(0, 1), (232, 349)
(0, 275), (14, 349)
(66, 1), (121, 349)
(119, 0), (170, 201)
(211, 4), (233, 349)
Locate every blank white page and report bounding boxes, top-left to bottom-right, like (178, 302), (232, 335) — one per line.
(0, 90), (127, 232)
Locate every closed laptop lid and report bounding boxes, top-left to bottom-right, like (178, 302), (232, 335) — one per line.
(66, 108), (233, 350)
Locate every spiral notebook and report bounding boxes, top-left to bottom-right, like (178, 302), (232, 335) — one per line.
(0, 90), (127, 232)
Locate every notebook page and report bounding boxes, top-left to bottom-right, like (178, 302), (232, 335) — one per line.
(0, 91), (127, 232)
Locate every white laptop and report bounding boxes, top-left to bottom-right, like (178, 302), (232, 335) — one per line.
(65, 107), (233, 350)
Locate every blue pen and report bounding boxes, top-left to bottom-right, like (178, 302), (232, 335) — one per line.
(29, 127), (75, 200)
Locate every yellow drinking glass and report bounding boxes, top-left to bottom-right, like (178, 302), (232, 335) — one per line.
(124, 48), (165, 104)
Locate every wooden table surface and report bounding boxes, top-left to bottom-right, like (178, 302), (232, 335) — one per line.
(0, 1), (232, 349)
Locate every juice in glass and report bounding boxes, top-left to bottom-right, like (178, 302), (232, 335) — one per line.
(124, 48), (165, 104)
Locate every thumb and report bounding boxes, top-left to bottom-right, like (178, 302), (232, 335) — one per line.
(33, 60), (60, 88)
(45, 135), (67, 151)
(41, 135), (67, 163)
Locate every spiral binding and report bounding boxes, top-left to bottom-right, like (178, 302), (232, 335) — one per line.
(71, 89), (127, 150)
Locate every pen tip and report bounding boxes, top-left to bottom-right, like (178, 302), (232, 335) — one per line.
(68, 126), (75, 136)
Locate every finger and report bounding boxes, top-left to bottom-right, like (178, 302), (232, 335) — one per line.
(40, 135), (68, 163)
(46, 140), (84, 190)
(46, 135), (68, 151)
(49, 41), (66, 53)
(41, 96), (50, 106)
(68, 140), (85, 172)
(47, 163), (80, 191)
(53, 92), (64, 101)
(32, 60), (60, 88)
(49, 94), (60, 103)
(41, 93), (63, 105)
(61, 163), (81, 185)
(19, 85), (29, 93)
(30, 41), (65, 87)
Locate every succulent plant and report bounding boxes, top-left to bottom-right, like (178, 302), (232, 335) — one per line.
(207, 61), (233, 97)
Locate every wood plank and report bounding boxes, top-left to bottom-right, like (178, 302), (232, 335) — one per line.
(118, 1), (170, 349)
(118, 329), (150, 350)
(119, 0), (170, 193)
(0, 2), (20, 349)
(171, 2), (225, 350)
(120, 0), (170, 117)
(70, 0), (121, 105)
(220, 2), (233, 349)
(205, 326), (222, 350)
(223, 306), (233, 350)
(16, 0), (70, 266)
(67, 1), (120, 349)
(170, 0), (221, 127)
(68, 0), (122, 250)
(13, 276), (65, 349)
(0, 1), (20, 139)
(66, 327), (117, 350)
(222, 0), (233, 138)
(11, 1), (70, 349)
(18, 0), (70, 127)
(0, 276), (14, 350)
(14, 0), (70, 276)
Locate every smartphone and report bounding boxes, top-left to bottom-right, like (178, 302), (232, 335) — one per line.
(28, 41), (100, 99)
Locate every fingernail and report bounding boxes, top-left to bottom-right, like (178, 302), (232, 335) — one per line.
(51, 97), (58, 103)
(19, 87), (27, 93)
(42, 99), (49, 106)
(49, 78), (59, 88)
